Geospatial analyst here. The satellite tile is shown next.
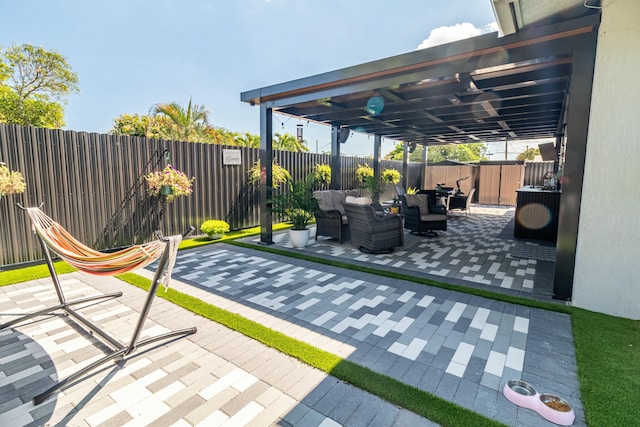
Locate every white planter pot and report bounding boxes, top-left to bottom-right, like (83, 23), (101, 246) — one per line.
(289, 228), (310, 248)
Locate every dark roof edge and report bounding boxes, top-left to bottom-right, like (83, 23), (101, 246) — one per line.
(240, 13), (600, 105)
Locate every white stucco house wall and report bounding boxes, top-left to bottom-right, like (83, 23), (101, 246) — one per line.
(572, 0), (640, 319)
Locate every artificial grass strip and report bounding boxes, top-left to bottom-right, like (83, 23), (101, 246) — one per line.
(116, 272), (504, 427)
(0, 261), (75, 287)
(571, 308), (640, 426)
(228, 240), (571, 315)
(177, 223), (292, 251)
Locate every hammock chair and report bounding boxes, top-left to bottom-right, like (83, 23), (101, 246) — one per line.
(0, 205), (197, 405)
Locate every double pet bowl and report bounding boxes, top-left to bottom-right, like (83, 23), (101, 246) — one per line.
(503, 380), (575, 425)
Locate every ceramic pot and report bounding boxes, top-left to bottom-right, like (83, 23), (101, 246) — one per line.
(289, 228), (310, 248)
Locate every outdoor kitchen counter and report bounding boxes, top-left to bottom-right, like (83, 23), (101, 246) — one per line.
(514, 186), (561, 242)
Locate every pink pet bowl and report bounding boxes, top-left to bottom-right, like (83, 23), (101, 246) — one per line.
(503, 380), (575, 426)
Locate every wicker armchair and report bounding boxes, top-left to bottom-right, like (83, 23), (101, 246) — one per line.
(400, 194), (447, 237)
(313, 190), (358, 243)
(343, 202), (404, 253)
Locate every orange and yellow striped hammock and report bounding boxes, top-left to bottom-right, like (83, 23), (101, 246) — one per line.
(25, 207), (181, 277)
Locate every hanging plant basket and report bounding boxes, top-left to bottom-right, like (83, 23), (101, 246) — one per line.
(160, 185), (173, 196)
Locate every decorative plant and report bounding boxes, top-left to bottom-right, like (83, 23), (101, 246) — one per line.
(145, 164), (195, 202)
(407, 187), (419, 194)
(0, 162), (27, 197)
(270, 174), (318, 230)
(200, 219), (230, 238)
(248, 160), (291, 186)
(362, 175), (381, 200)
(355, 163), (373, 182)
(381, 168), (401, 184)
(313, 163), (331, 189)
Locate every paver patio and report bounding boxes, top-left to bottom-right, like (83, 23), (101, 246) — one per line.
(1, 205), (581, 426)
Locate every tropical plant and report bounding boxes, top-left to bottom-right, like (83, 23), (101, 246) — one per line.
(248, 161), (291, 186)
(407, 187), (419, 194)
(273, 132), (309, 152)
(355, 163), (374, 182)
(0, 43), (78, 128)
(270, 174), (318, 230)
(200, 219), (230, 238)
(313, 163), (331, 189)
(362, 175), (381, 200)
(144, 164), (195, 202)
(150, 98), (210, 142)
(0, 162), (26, 196)
(381, 168), (401, 184)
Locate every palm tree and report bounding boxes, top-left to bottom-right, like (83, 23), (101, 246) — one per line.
(150, 98), (210, 142)
(274, 132), (309, 152)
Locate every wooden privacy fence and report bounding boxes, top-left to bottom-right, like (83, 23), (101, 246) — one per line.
(423, 161), (554, 206)
(0, 124), (420, 266)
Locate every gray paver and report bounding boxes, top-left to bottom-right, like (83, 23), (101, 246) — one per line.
(1, 206), (586, 427)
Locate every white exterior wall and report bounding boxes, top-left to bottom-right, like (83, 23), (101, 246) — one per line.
(573, 0), (640, 319)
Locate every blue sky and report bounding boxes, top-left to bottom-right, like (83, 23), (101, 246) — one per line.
(1, 0), (532, 157)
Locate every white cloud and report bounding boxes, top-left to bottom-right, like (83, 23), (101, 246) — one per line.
(416, 21), (498, 50)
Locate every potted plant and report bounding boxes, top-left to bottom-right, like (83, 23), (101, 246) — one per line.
(270, 174), (318, 248)
(355, 163), (373, 183)
(0, 162), (27, 199)
(248, 160), (291, 186)
(381, 168), (401, 185)
(313, 163), (331, 190)
(145, 164), (195, 202)
(200, 219), (230, 239)
(362, 175), (381, 202)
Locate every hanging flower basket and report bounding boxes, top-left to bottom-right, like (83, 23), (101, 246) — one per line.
(0, 162), (27, 197)
(145, 164), (195, 202)
(160, 185), (173, 196)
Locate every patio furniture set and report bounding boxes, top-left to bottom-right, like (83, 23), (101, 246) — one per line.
(312, 188), (474, 253)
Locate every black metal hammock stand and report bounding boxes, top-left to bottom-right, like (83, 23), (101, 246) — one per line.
(0, 205), (197, 405)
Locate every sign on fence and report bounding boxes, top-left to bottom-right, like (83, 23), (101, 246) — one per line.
(223, 149), (242, 165)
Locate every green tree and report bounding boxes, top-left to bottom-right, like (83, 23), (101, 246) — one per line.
(427, 144), (487, 163)
(385, 143), (425, 162)
(0, 44), (79, 128)
(150, 98), (211, 142)
(516, 147), (540, 161)
(110, 113), (150, 137)
(385, 142), (487, 163)
(0, 86), (65, 128)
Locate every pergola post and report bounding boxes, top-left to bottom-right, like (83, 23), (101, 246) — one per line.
(553, 30), (598, 300)
(421, 144), (427, 189)
(402, 142), (409, 190)
(259, 104), (273, 245)
(330, 125), (341, 190)
(373, 134), (382, 202)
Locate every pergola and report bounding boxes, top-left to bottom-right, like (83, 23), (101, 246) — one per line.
(241, 12), (600, 301)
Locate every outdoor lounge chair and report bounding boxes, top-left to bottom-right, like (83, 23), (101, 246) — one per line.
(313, 189), (358, 243)
(400, 194), (447, 237)
(343, 201), (404, 253)
(0, 205), (196, 404)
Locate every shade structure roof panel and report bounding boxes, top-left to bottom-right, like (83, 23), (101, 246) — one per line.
(241, 13), (600, 147)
